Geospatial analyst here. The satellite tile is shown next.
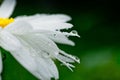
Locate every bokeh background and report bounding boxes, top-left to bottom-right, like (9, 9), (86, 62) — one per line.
(0, 0), (120, 80)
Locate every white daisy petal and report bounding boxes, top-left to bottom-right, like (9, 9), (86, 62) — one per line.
(42, 58), (59, 79)
(33, 30), (79, 46)
(15, 14), (71, 22)
(10, 47), (42, 79)
(20, 33), (59, 56)
(42, 31), (76, 46)
(35, 57), (58, 80)
(57, 54), (75, 63)
(59, 49), (80, 63)
(15, 14), (73, 30)
(17, 30), (79, 71)
(31, 23), (73, 31)
(11, 32), (59, 79)
(53, 49), (80, 71)
(0, 0), (16, 18)
(0, 30), (21, 51)
(4, 21), (33, 35)
(10, 41), (58, 80)
(2, 36), (50, 80)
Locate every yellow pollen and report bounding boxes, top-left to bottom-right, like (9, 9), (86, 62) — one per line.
(0, 18), (14, 28)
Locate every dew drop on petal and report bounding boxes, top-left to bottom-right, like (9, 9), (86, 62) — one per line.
(53, 34), (57, 37)
(70, 30), (80, 37)
(70, 30), (78, 34)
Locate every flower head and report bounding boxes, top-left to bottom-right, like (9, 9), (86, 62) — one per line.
(0, 0), (80, 80)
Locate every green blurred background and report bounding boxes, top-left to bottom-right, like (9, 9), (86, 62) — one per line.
(1, 0), (120, 80)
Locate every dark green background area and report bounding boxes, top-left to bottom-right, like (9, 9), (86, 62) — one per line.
(1, 0), (120, 80)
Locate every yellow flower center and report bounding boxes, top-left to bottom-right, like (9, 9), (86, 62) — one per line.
(0, 18), (14, 28)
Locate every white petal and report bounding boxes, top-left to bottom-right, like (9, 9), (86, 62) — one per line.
(42, 58), (59, 79)
(45, 31), (75, 46)
(33, 30), (79, 46)
(55, 50), (80, 71)
(0, 30), (21, 51)
(19, 32), (79, 71)
(15, 14), (71, 22)
(4, 21), (33, 35)
(20, 33), (59, 56)
(57, 54), (75, 63)
(0, 51), (2, 74)
(32, 23), (73, 31)
(35, 57), (58, 80)
(10, 43), (58, 80)
(15, 14), (73, 30)
(11, 34), (59, 79)
(7, 39), (49, 79)
(0, 0), (16, 18)
(10, 47), (43, 79)
(59, 50), (80, 63)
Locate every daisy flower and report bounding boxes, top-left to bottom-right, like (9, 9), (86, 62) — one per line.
(0, 0), (80, 80)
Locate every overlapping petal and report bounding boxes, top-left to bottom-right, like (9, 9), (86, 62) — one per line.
(4, 21), (33, 35)
(0, 0), (16, 18)
(10, 34), (59, 80)
(34, 30), (79, 46)
(15, 14), (73, 30)
(0, 30), (21, 51)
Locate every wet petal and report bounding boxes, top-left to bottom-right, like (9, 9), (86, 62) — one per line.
(33, 30), (79, 46)
(10, 41), (58, 80)
(4, 21), (33, 35)
(54, 49), (80, 71)
(9, 33), (59, 79)
(0, 30), (21, 51)
(15, 14), (73, 30)
(20, 33), (59, 56)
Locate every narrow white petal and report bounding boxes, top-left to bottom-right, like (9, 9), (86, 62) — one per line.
(35, 57), (58, 80)
(31, 22), (73, 31)
(43, 57), (59, 79)
(33, 30), (79, 46)
(56, 57), (75, 71)
(20, 33), (59, 56)
(20, 32), (80, 71)
(0, 0), (16, 18)
(59, 50), (80, 63)
(15, 14), (71, 22)
(54, 49), (80, 71)
(57, 54), (75, 63)
(10, 47), (41, 79)
(4, 21), (33, 35)
(10, 35), (59, 79)
(15, 14), (73, 30)
(46, 31), (75, 46)
(12, 50), (53, 80)
(0, 30), (21, 51)
(11, 46), (58, 80)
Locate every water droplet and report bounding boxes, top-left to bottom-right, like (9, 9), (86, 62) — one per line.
(56, 29), (60, 31)
(70, 30), (78, 34)
(53, 34), (57, 37)
(70, 30), (80, 37)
